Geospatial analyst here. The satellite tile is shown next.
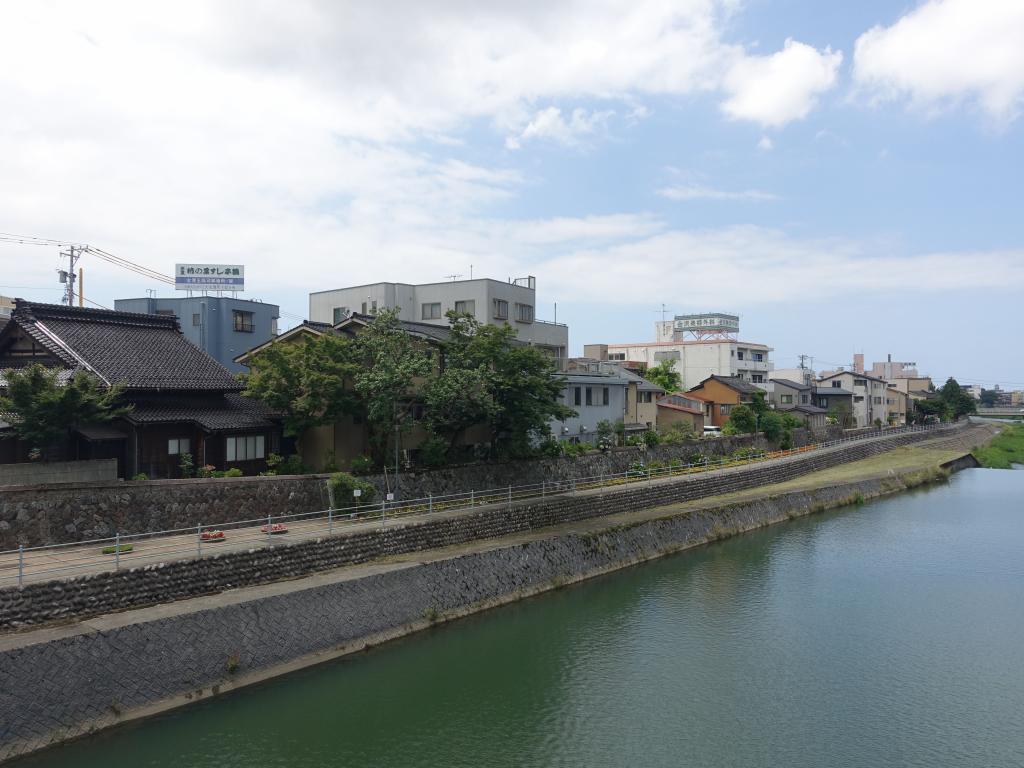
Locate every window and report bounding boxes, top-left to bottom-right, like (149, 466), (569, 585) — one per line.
(585, 387), (593, 406)
(854, 396), (864, 403)
(493, 299), (508, 320)
(192, 313), (201, 327)
(608, 352), (626, 361)
(873, 396), (883, 405)
(832, 381), (842, 388)
(819, 398), (828, 408)
(737, 351), (745, 360)
(515, 302), (534, 323)
(574, 387), (581, 406)
(168, 438), (190, 455)
(781, 394), (794, 404)
(639, 391), (653, 403)
(653, 350), (680, 362)
(422, 302), (442, 320)
(226, 434), (265, 462)
(602, 387), (609, 406)
(854, 379), (867, 388)
(454, 300), (475, 315)
(752, 374), (765, 383)
(332, 307), (350, 324)
(801, 394), (809, 404)
(232, 310), (254, 332)
(753, 352), (764, 362)
(720, 404), (731, 415)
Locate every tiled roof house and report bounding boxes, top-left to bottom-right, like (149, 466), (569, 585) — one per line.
(0, 300), (280, 478)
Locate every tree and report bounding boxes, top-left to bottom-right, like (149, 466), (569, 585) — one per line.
(436, 313), (574, 457)
(979, 389), (998, 407)
(424, 366), (497, 454)
(749, 391), (769, 429)
(938, 377), (976, 419)
(646, 359), (681, 392)
(725, 404), (757, 434)
(760, 411), (785, 442)
(828, 403), (856, 429)
(243, 332), (360, 440)
(0, 364), (130, 458)
(352, 309), (433, 465)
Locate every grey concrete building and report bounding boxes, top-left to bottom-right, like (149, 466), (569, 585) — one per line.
(114, 296), (279, 373)
(550, 360), (629, 444)
(309, 275), (568, 358)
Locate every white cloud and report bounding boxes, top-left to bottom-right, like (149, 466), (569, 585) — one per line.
(506, 107), (614, 149)
(853, 0), (1024, 122)
(538, 226), (1024, 306)
(722, 39), (843, 127)
(658, 185), (777, 201)
(757, 136), (774, 151)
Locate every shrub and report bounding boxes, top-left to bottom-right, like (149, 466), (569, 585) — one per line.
(537, 434), (562, 458)
(561, 441), (590, 458)
(101, 543), (134, 555)
(660, 421), (695, 445)
(178, 452), (194, 478)
(328, 472), (377, 506)
(780, 413), (803, 430)
(322, 449), (339, 474)
(350, 454), (376, 475)
(130, 473), (148, 481)
(197, 464), (215, 479)
(223, 467), (243, 478)
(779, 432), (794, 451)
(419, 436), (449, 468)
(277, 454), (308, 475)
(596, 419), (615, 444)
(642, 429), (661, 447)
(761, 412), (785, 442)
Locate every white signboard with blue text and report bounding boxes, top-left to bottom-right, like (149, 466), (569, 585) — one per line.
(174, 264), (245, 292)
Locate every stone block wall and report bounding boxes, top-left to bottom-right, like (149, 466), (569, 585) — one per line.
(0, 424), (968, 629)
(0, 466), (948, 764)
(0, 459), (117, 487)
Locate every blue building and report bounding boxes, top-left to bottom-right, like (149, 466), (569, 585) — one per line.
(114, 296), (279, 373)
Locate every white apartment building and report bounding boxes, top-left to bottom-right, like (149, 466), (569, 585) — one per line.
(309, 276), (568, 357)
(586, 339), (772, 391)
(818, 371), (890, 427)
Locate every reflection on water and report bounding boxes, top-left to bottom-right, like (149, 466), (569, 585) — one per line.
(17, 469), (1024, 768)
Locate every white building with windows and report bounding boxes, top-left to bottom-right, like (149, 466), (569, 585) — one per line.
(817, 371), (890, 427)
(309, 276), (568, 357)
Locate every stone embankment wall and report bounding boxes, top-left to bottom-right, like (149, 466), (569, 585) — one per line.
(0, 424), (969, 629)
(0, 459), (963, 764)
(0, 428), (835, 549)
(0, 459), (117, 488)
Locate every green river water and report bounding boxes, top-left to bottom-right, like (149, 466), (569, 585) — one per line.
(18, 468), (1024, 767)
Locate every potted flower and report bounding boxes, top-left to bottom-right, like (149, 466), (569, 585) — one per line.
(260, 522), (289, 535)
(200, 529), (226, 542)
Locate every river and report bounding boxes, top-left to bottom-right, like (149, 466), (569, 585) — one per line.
(18, 468), (1024, 767)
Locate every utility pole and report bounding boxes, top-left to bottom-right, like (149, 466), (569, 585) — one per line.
(57, 245), (81, 305)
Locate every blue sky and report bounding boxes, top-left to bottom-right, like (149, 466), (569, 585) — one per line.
(1, 0), (1022, 386)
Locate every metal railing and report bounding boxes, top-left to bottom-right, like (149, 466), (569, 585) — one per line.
(0, 422), (957, 588)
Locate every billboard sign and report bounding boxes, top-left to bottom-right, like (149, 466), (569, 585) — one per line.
(175, 264), (245, 292)
(673, 313), (739, 333)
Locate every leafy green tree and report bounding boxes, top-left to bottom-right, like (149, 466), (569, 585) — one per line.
(938, 377), (976, 419)
(760, 411), (785, 442)
(352, 308), (433, 465)
(828, 403), (856, 429)
(0, 364), (130, 458)
(424, 367), (497, 454)
(437, 313), (574, 457)
(645, 359), (681, 392)
(725, 404), (757, 434)
(242, 332), (360, 439)
(979, 389), (998, 407)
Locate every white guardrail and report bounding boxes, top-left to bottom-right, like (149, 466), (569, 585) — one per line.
(0, 423), (956, 588)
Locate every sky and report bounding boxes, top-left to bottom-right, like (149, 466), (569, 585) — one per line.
(1, 0), (1023, 387)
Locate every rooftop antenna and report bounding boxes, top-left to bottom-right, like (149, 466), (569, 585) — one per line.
(654, 303), (671, 322)
(443, 273), (463, 282)
(469, 264), (473, 280)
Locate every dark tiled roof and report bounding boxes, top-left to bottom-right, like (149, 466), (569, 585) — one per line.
(815, 387), (853, 396)
(783, 404), (829, 415)
(124, 393), (277, 431)
(8, 301), (241, 392)
(771, 378), (811, 391)
(0, 366), (78, 388)
(692, 375), (761, 395)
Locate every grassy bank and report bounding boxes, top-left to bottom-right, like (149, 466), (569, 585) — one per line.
(973, 426), (1024, 469)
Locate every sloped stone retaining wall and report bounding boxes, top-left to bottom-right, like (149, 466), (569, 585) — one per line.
(0, 458), (962, 764)
(0, 424), (968, 629)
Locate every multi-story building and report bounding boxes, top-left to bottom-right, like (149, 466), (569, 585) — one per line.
(308, 275), (568, 358)
(550, 360), (629, 444)
(817, 371), (890, 427)
(887, 388), (909, 426)
(114, 296), (279, 373)
(0, 296), (14, 318)
(586, 312), (772, 390)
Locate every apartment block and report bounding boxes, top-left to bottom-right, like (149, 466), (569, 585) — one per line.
(309, 275), (568, 358)
(817, 371), (890, 427)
